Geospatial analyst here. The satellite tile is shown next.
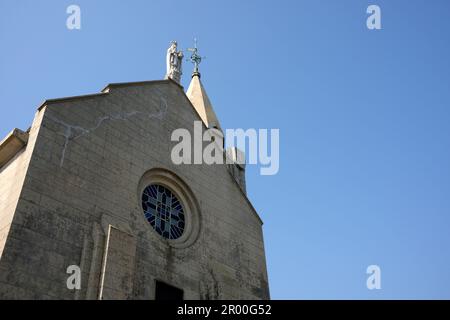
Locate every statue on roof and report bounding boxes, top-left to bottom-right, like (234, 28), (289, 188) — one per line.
(165, 41), (184, 84)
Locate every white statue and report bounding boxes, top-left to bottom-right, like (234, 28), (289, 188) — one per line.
(166, 41), (183, 83)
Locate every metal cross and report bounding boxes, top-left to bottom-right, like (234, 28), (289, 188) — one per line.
(187, 38), (205, 74)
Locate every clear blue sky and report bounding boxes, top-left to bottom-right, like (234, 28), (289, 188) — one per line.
(1, 0), (450, 299)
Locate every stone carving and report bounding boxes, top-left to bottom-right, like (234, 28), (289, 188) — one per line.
(165, 41), (184, 83)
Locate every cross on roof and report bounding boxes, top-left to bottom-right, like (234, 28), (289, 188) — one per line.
(187, 38), (205, 76)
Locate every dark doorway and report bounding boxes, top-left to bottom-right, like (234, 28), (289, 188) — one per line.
(155, 280), (184, 300)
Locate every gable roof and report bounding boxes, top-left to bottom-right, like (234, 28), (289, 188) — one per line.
(35, 78), (263, 225)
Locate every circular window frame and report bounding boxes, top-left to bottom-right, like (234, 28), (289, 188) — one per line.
(137, 168), (201, 248)
(141, 184), (186, 240)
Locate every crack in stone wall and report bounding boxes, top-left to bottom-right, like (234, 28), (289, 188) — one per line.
(45, 97), (168, 167)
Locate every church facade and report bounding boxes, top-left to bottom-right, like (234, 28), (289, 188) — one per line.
(0, 44), (270, 299)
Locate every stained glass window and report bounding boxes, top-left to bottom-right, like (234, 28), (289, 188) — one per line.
(142, 184), (185, 239)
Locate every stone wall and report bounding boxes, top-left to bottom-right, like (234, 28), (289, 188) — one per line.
(0, 80), (270, 300)
(0, 111), (43, 262)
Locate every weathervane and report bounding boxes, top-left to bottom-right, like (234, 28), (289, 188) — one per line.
(187, 38), (205, 77)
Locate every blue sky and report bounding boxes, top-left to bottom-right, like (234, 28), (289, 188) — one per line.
(1, 0), (450, 299)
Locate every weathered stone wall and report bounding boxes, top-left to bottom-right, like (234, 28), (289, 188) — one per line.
(0, 81), (270, 300)
(0, 111), (43, 263)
